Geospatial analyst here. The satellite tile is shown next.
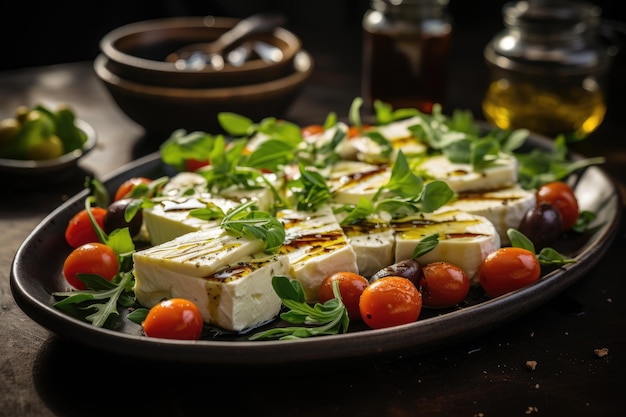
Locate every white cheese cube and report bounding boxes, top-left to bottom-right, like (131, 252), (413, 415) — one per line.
(134, 251), (290, 332)
(143, 196), (238, 245)
(133, 227), (264, 278)
(277, 205), (359, 302)
(444, 186), (536, 245)
(417, 154), (518, 193)
(392, 209), (501, 283)
(327, 160), (391, 205)
(333, 209), (395, 278)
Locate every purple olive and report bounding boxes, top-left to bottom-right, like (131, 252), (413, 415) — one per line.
(370, 258), (422, 286)
(104, 198), (143, 237)
(518, 203), (563, 249)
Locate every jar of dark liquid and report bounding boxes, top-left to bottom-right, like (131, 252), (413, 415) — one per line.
(483, 0), (612, 139)
(362, 0), (453, 114)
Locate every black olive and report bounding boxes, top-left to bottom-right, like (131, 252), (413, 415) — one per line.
(370, 258), (422, 285)
(518, 203), (563, 249)
(104, 198), (143, 237)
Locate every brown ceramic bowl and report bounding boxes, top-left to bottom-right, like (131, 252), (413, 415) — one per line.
(94, 50), (313, 135)
(99, 16), (302, 88)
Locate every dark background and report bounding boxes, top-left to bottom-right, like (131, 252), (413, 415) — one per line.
(2, 0), (622, 71)
(2, 0), (624, 130)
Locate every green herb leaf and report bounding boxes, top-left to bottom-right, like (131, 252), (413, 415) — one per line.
(53, 271), (135, 328)
(220, 201), (286, 254)
(507, 228), (576, 266)
(572, 210), (596, 233)
(127, 307), (149, 324)
(218, 112), (254, 136)
(374, 150), (423, 201)
(288, 164), (332, 211)
(249, 276), (349, 341)
(412, 233), (439, 258)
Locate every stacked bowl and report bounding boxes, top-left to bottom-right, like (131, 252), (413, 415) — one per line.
(94, 16), (313, 136)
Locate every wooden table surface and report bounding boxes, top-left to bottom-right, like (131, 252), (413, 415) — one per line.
(1, 7), (625, 416)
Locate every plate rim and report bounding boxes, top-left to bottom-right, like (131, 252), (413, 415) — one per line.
(9, 133), (623, 368)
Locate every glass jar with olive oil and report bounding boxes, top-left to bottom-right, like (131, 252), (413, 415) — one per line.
(482, 0), (612, 139)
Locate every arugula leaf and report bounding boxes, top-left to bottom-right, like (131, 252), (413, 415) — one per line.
(248, 276), (349, 340)
(220, 201), (286, 254)
(53, 271), (136, 328)
(514, 135), (605, 189)
(288, 164), (332, 211)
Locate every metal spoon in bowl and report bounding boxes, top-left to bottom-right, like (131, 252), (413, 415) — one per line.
(166, 13), (286, 71)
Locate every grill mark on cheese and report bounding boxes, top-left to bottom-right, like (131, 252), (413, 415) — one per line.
(456, 191), (524, 203)
(328, 166), (388, 193)
(392, 210), (490, 240)
(341, 220), (391, 236)
(280, 231), (348, 260)
(140, 240), (243, 264)
(205, 256), (279, 282)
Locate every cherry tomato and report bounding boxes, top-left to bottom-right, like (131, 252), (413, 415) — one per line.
(62, 242), (119, 290)
(536, 181), (579, 231)
(65, 207), (107, 248)
(347, 124), (373, 138)
(301, 124), (324, 139)
(185, 159), (210, 172)
(114, 177), (152, 201)
(318, 271), (369, 321)
(359, 276), (422, 329)
(479, 247), (541, 298)
(419, 262), (470, 308)
(142, 298), (204, 340)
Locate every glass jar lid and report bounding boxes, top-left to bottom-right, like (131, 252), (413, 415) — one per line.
(485, 0), (611, 75)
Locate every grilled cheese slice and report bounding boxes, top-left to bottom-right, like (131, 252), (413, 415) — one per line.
(392, 209), (501, 283)
(327, 160), (391, 205)
(133, 226), (290, 331)
(417, 154), (518, 193)
(333, 208), (395, 278)
(277, 205), (359, 302)
(444, 186), (536, 245)
(143, 196), (238, 245)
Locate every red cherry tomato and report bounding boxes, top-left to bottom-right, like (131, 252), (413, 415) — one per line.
(301, 124), (324, 139)
(65, 207), (107, 248)
(142, 298), (204, 340)
(359, 276), (422, 329)
(185, 159), (210, 172)
(62, 242), (119, 290)
(419, 262), (470, 308)
(318, 271), (369, 321)
(114, 177), (152, 201)
(347, 124), (373, 138)
(479, 247), (541, 298)
(536, 181), (579, 231)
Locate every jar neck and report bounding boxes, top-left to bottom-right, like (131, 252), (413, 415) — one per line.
(370, 0), (449, 19)
(502, 0), (601, 42)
